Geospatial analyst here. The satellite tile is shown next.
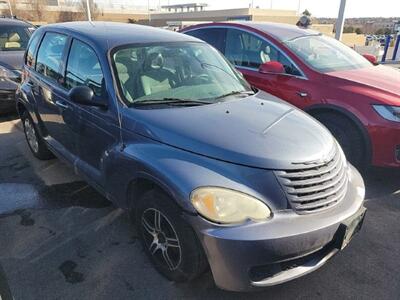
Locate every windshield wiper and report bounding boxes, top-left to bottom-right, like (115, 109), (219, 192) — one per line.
(132, 98), (213, 107)
(214, 90), (255, 100)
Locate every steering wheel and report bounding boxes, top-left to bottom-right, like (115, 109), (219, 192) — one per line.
(182, 73), (211, 85)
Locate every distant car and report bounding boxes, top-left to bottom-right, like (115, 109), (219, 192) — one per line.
(17, 22), (365, 292)
(0, 17), (34, 114)
(181, 22), (400, 169)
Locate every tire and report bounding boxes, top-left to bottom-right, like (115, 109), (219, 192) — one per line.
(21, 110), (54, 160)
(136, 189), (208, 282)
(313, 112), (365, 169)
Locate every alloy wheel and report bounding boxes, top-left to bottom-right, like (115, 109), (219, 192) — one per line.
(141, 208), (182, 270)
(24, 118), (39, 154)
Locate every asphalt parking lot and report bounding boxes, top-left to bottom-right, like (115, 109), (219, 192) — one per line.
(0, 114), (399, 300)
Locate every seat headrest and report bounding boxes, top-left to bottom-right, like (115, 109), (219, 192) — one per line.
(144, 52), (164, 70)
(8, 33), (20, 42)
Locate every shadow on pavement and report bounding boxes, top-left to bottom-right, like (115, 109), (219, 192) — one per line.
(364, 167), (400, 200)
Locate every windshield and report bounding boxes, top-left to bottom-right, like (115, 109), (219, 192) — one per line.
(284, 35), (371, 73)
(112, 42), (252, 106)
(0, 25), (31, 51)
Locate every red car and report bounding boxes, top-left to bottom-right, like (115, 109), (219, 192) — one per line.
(181, 22), (400, 169)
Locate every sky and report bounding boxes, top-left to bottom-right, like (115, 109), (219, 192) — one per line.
(133, 0), (400, 18)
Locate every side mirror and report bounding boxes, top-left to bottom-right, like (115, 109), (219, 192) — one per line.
(259, 61), (285, 74)
(363, 53), (378, 65)
(69, 86), (107, 109)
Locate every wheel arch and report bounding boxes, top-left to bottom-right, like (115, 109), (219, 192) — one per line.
(16, 94), (48, 137)
(125, 174), (184, 213)
(16, 101), (27, 117)
(305, 104), (372, 165)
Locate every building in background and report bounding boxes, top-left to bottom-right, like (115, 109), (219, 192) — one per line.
(0, 0), (148, 23)
(150, 4), (300, 27)
(0, 0), (381, 48)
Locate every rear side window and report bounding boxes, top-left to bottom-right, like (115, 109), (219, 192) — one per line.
(65, 39), (104, 96)
(0, 25), (30, 51)
(225, 28), (271, 69)
(26, 33), (40, 68)
(36, 32), (68, 82)
(185, 28), (226, 53)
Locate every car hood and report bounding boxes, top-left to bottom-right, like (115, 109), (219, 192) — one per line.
(327, 65), (400, 103)
(125, 92), (335, 170)
(0, 51), (24, 70)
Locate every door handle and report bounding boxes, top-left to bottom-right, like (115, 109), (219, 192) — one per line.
(55, 100), (69, 110)
(297, 91), (308, 98)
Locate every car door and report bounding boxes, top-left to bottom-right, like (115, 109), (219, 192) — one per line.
(223, 28), (314, 110)
(63, 38), (119, 188)
(34, 32), (79, 160)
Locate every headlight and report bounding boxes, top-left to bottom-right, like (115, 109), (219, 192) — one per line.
(373, 105), (400, 122)
(0, 65), (19, 80)
(190, 187), (271, 224)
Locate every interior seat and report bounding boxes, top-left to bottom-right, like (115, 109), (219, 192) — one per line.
(139, 52), (176, 96)
(5, 32), (21, 49)
(115, 54), (141, 102)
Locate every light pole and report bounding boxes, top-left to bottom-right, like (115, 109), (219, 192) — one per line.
(335, 0), (347, 40)
(85, 0), (92, 21)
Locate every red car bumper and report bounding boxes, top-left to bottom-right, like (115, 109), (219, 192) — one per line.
(369, 122), (400, 168)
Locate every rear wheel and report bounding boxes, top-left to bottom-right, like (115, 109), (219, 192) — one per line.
(21, 111), (53, 160)
(136, 189), (208, 282)
(313, 112), (366, 169)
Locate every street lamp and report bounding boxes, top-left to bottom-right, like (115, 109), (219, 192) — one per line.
(0, 0), (13, 18)
(335, 0), (347, 40)
(85, 0), (92, 21)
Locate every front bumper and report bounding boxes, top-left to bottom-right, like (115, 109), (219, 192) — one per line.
(187, 165), (365, 291)
(369, 122), (400, 168)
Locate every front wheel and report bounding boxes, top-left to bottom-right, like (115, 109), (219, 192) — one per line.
(313, 112), (366, 169)
(21, 111), (54, 160)
(136, 189), (208, 282)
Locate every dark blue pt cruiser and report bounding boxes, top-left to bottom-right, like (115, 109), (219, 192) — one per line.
(16, 22), (366, 292)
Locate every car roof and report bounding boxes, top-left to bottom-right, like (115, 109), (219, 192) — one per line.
(190, 22), (321, 42)
(0, 17), (32, 27)
(43, 21), (202, 51)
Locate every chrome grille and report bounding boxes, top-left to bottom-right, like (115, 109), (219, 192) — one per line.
(275, 145), (348, 214)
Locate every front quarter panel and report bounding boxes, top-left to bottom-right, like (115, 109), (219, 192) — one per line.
(103, 132), (288, 213)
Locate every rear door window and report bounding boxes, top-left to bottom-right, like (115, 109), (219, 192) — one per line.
(65, 39), (104, 96)
(225, 28), (302, 76)
(0, 25), (30, 51)
(185, 28), (226, 53)
(36, 32), (68, 82)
